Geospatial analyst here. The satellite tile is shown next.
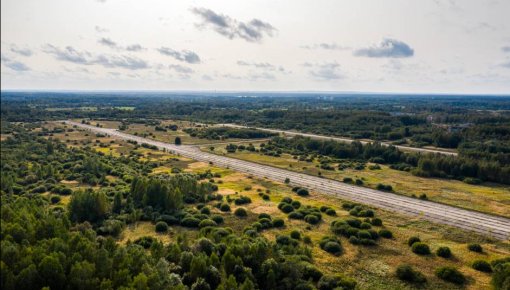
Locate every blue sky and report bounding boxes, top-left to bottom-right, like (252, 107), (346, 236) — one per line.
(1, 0), (510, 93)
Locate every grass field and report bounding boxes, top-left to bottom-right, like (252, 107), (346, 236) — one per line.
(205, 144), (510, 218)
(38, 121), (509, 289)
(182, 159), (509, 290)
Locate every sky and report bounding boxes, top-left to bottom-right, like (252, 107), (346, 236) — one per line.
(1, 0), (510, 94)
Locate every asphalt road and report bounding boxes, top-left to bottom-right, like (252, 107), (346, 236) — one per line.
(65, 121), (509, 240)
(216, 123), (458, 156)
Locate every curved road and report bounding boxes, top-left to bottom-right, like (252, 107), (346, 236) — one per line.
(217, 123), (458, 156)
(65, 121), (509, 240)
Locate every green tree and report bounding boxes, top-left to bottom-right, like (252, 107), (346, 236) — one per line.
(38, 255), (65, 290)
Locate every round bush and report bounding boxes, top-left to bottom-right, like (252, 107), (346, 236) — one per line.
(379, 229), (393, 239)
(304, 214), (319, 225)
(360, 222), (372, 229)
(371, 218), (383, 226)
(303, 235), (312, 244)
(219, 203), (231, 212)
(234, 207), (248, 217)
(348, 236), (360, 245)
(323, 242), (342, 256)
(290, 230), (301, 240)
(258, 213), (271, 220)
(181, 217), (200, 228)
(272, 218), (285, 227)
(471, 260), (492, 273)
(325, 208), (336, 216)
(436, 247), (452, 258)
(211, 215), (224, 224)
(407, 236), (421, 246)
(50, 195), (61, 204)
(60, 188), (73, 195)
(200, 207), (210, 215)
(291, 200), (302, 209)
(281, 197), (293, 203)
(281, 204), (295, 213)
(296, 188), (310, 196)
(412, 242), (431, 255)
(155, 221), (168, 233)
(435, 266), (465, 285)
(467, 243), (482, 253)
(198, 219), (217, 228)
(358, 230), (372, 240)
(288, 212), (304, 220)
(396, 264), (427, 284)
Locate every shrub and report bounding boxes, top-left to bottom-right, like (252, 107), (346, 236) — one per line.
(198, 219), (217, 228)
(371, 218), (383, 226)
(358, 230), (372, 240)
(407, 236), (421, 246)
(304, 214), (319, 225)
(50, 195), (61, 204)
(435, 266), (466, 285)
(463, 177), (482, 185)
(343, 177), (353, 183)
(360, 222), (372, 229)
(60, 188), (73, 195)
(211, 215), (224, 224)
(219, 203), (231, 212)
(284, 177), (290, 184)
(412, 242), (431, 255)
(296, 188), (310, 196)
(396, 264), (427, 284)
(258, 213), (271, 220)
(317, 275), (356, 290)
(468, 243), (483, 253)
(291, 200), (301, 209)
(355, 179), (364, 185)
(281, 197), (293, 203)
(348, 236), (360, 245)
(181, 217), (200, 228)
(281, 204), (295, 213)
(290, 230), (301, 240)
(234, 196), (251, 205)
(234, 207), (248, 217)
(360, 238), (376, 246)
(379, 229), (393, 239)
(319, 236), (343, 256)
(288, 212), (304, 220)
(325, 208), (336, 216)
(155, 221), (168, 233)
(491, 261), (510, 290)
(272, 218), (285, 227)
(303, 235), (312, 244)
(436, 247), (452, 258)
(472, 260), (492, 273)
(376, 183), (392, 191)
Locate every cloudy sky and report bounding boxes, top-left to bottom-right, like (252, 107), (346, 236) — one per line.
(1, 0), (510, 93)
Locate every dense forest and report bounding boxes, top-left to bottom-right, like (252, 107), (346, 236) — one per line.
(1, 93), (510, 289)
(0, 125), (356, 290)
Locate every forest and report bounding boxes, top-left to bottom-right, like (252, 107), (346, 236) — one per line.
(1, 93), (510, 290)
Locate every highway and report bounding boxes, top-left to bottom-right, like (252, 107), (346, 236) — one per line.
(216, 123), (458, 156)
(65, 120), (509, 240)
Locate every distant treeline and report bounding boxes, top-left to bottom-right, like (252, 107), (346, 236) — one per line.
(184, 127), (277, 140)
(264, 136), (510, 184)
